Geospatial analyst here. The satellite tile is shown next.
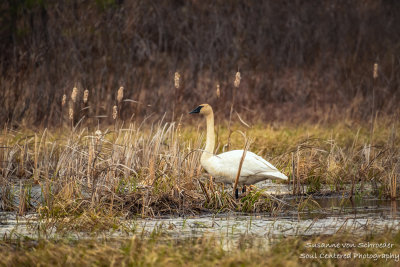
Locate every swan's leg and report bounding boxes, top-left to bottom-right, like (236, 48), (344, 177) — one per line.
(235, 188), (239, 199)
(242, 186), (246, 194)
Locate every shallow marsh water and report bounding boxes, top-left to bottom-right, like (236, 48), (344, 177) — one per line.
(1, 180), (400, 249)
(1, 196), (400, 248)
(0, 182), (400, 239)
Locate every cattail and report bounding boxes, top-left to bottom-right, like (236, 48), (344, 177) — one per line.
(112, 105), (118, 120)
(234, 71), (241, 88)
(95, 129), (102, 140)
(62, 94), (66, 107)
(174, 72), (180, 89)
(68, 107), (74, 120)
(83, 89), (89, 104)
(95, 129), (103, 150)
(71, 87), (78, 103)
(117, 86), (124, 103)
(216, 84), (220, 98)
(373, 63), (378, 79)
(177, 122), (182, 138)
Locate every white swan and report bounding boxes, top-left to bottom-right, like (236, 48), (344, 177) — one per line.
(189, 104), (288, 198)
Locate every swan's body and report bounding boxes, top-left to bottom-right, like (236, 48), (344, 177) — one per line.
(189, 104), (288, 188)
(201, 150), (288, 185)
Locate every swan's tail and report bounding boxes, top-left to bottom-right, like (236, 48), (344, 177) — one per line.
(261, 171), (288, 180)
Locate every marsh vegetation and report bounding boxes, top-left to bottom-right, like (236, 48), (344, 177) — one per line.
(1, 116), (399, 216)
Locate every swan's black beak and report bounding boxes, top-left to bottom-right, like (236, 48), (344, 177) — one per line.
(189, 106), (203, 114)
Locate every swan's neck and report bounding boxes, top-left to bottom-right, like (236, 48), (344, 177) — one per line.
(202, 111), (215, 162)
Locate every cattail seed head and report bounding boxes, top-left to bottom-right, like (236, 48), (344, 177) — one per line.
(71, 87), (78, 103)
(112, 105), (118, 120)
(174, 72), (180, 89)
(95, 129), (102, 142)
(62, 94), (67, 107)
(234, 71), (241, 88)
(177, 122), (182, 138)
(373, 63), (378, 79)
(83, 89), (89, 104)
(216, 84), (220, 98)
(117, 86), (124, 103)
(69, 107), (74, 120)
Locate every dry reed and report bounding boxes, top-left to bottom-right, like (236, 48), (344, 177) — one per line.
(227, 71), (241, 150)
(232, 135), (252, 198)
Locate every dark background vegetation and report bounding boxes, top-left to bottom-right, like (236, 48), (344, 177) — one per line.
(1, 0), (400, 127)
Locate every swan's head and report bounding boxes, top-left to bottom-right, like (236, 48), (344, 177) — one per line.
(189, 104), (213, 116)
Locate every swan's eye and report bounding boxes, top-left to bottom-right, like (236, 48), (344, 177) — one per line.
(189, 106), (203, 114)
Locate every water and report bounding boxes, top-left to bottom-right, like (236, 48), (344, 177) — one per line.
(133, 197), (400, 239)
(1, 180), (400, 248)
(1, 197), (399, 243)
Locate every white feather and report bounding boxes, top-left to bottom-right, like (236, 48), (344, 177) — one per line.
(202, 150), (288, 185)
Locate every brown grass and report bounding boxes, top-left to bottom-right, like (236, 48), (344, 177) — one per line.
(2, 230), (400, 266)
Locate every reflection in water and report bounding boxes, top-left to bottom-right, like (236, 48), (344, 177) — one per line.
(392, 200), (397, 219)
